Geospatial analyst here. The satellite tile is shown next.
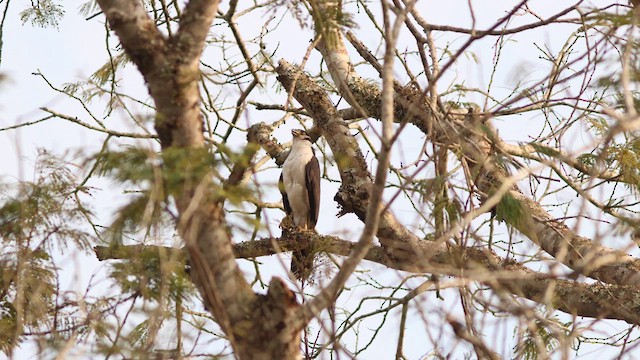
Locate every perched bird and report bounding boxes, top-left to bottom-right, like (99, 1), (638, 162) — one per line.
(279, 129), (320, 280)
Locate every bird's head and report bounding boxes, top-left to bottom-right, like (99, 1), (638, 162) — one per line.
(291, 129), (312, 142)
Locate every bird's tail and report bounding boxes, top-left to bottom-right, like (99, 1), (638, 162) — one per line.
(291, 248), (313, 281)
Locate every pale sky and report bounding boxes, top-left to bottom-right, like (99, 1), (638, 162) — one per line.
(0, 1), (637, 359)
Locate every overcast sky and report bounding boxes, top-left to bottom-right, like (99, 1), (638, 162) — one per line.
(0, 1), (636, 359)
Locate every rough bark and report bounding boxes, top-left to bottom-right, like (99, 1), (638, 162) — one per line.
(310, 17), (640, 289)
(91, 1), (640, 357)
(95, 235), (640, 326)
(276, 60), (446, 267)
(95, 1), (305, 358)
(238, 123), (640, 324)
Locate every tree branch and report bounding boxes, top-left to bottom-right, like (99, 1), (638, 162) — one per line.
(94, 235), (640, 326)
(410, 1), (582, 37)
(274, 60), (447, 275)
(323, 28), (640, 290)
(96, 0), (259, 348)
(173, 0), (221, 63)
(96, 0), (166, 78)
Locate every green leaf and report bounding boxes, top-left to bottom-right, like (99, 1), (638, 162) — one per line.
(108, 247), (192, 302)
(513, 318), (566, 360)
(102, 193), (160, 245)
(128, 320), (151, 348)
(19, 0), (65, 29)
(494, 192), (525, 227)
(0, 151), (93, 252)
(529, 143), (560, 158)
(0, 300), (18, 353)
(90, 53), (130, 87)
(94, 147), (157, 184)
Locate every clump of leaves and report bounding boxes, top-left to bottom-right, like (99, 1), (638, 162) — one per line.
(19, 0), (65, 28)
(585, 116), (609, 138)
(0, 150), (93, 353)
(94, 147), (165, 245)
(494, 192), (525, 228)
(0, 250), (57, 335)
(93, 147), (226, 305)
(414, 176), (446, 202)
(161, 146), (217, 194)
(513, 319), (570, 360)
(93, 144), (260, 318)
(90, 53), (130, 88)
(96, 146), (216, 192)
(609, 139), (640, 190)
(109, 247), (191, 302)
(95, 146), (256, 244)
(0, 300), (18, 353)
(274, 0), (357, 30)
(0, 150), (93, 252)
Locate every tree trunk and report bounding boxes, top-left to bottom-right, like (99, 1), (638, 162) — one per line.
(95, 0), (306, 358)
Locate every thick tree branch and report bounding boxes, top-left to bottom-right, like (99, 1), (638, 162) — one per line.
(95, 0), (167, 78)
(95, 237), (640, 326)
(275, 61), (433, 254)
(274, 58), (453, 329)
(94, 3), (307, 358)
(173, 0), (221, 62)
(248, 123), (289, 165)
(314, 26), (640, 290)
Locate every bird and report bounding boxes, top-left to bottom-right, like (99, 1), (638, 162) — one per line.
(279, 129), (320, 281)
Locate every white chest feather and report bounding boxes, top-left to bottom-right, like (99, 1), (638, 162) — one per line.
(282, 141), (314, 227)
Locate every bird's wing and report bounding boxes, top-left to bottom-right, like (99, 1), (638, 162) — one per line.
(306, 155), (321, 228)
(279, 172), (292, 215)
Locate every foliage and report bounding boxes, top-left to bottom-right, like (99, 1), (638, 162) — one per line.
(4, 0), (640, 359)
(494, 192), (525, 227)
(107, 243), (192, 303)
(514, 318), (571, 360)
(0, 151), (90, 352)
(19, 0), (64, 29)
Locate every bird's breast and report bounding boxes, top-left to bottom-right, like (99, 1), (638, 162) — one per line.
(282, 146), (314, 186)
